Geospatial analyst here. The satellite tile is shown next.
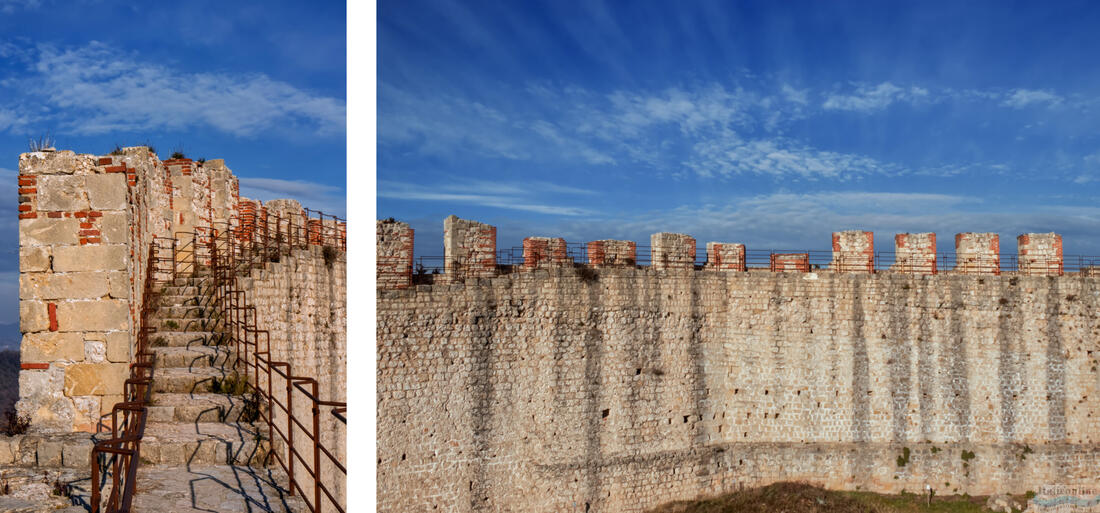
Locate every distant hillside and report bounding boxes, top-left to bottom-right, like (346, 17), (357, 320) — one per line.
(0, 323), (19, 351)
(0, 350), (18, 420)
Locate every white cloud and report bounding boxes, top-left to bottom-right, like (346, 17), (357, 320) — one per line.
(1002, 89), (1063, 108)
(238, 177), (346, 217)
(19, 42), (344, 136)
(823, 82), (930, 112)
(0, 0), (41, 14)
(781, 84), (809, 105)
(684, 129), (897, 179)
(379, 180), (594, 216)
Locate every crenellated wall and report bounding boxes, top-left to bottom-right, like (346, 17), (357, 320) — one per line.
(377, 216), (1099, 512)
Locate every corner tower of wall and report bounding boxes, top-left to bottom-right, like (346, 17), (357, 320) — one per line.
(16, 147), (172, 432)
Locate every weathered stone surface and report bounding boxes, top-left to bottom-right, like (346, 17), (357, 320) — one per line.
(105, 331), (129, 363)
(20, 272), (109, 300)
(51, 245), (126, 272)
(63, 363), (128, 396)
(19, 247), (50, 272)
(36, 439), (62, 466)
(98, 211), (128, 243)
(62, 438), (92, 468)
(85, 173), (127, 210)
(107, 271), (129, 298)
(19, 300), (48, 332)
(19, 218), (80, 246)
(37, 175), (88, 211)
(83, 340), (106, 363)
(21, 332), (83, 362)
(55, 300), (129, 332)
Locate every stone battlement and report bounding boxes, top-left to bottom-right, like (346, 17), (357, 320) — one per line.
(376, 216), (1074, 290)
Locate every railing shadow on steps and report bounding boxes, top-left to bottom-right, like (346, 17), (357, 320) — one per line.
(89, 236), (173, 513)
(167, 208), (347, 513)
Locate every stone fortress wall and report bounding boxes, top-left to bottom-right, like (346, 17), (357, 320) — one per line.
(16, 147), (346, 434)
(377, 218), (1099, 512)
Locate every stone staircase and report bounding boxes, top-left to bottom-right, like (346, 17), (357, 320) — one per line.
(128, 274), (305, 512)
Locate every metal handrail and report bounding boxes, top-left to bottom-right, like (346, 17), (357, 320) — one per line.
(90, 237), (167, 513)
(202, 209), (347, 512)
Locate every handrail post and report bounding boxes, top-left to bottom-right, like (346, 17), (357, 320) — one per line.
(313, 380), (321, 512)
(287, 368), (296, 496)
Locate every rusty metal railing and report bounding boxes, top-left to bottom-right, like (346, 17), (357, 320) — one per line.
(90, 236), (169, 513)
(199, 207), (346, 512)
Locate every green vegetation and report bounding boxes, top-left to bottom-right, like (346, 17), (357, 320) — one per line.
(647, 482), (1016, 513)
(210, 372), (250, 396)
(896, 447), (911, 467)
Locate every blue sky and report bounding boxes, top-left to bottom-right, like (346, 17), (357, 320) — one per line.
(378, 0), (1100, 263)
(0, 0), (346, 333)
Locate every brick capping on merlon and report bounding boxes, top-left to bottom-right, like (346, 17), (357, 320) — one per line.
(376, 216), (1082, 289)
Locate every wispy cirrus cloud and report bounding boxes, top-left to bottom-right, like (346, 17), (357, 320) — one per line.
(823, 82), (930, 112)
(1, 41), (345, 137)
(379, 180), (594, 216)
(1002, 88), (1063, 108)
(684, 129), (897, 179)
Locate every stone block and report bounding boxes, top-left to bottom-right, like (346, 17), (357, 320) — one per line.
(0, 437), (14, 465)
(55, 300), (129, 332)
(20, 272), (109, 300)
(86, 174), (127, 210)
(19, 218), (80, 246)
(705, 242), (746, 271)
(36, 439), (62, 467)
(37, 175), (88, 211)
(106, 332), (129, 363)
(830, 230), (874, 273)
(100, 394), (124, 416)
(83, 340), (106, 363)
(19, 247), (50, 272)
(955, 232), (999, 275)
(98, 212), (129, 244)
(892, 233), (937, 275)
(52, 245), (126, 272)
(20, 300), (48, 332)
(62, 439), (92, 468)
(522, 237), (569, 269)
(587, 239), (636, 266)
(108, 271), (129, 298)
(771, 253), (810, 272)
(21, 332), (84, 362)
(63, 363), (128, 396)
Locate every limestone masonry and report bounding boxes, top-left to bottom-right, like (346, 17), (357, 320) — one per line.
(377, 216), (1100, 512)
(17, 147), (346, 434)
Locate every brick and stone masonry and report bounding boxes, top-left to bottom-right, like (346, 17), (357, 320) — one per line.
(830, 230), (874, 273)
(770, 252), (809, 272)
(650, 232), (696, 270)
(588, 239), (636, 267)
(1018, 232), (1063, 276)
(522, 237), (569, 269)
(955, 232), (1000, 275)
(704, 242), (746, 272)
(892, 232), (937, 274)
(443, 215), (497, 282)
(377, 219), (414, 290)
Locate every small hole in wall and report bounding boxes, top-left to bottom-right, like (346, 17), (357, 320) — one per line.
(797, 390), (801, 395)
(401, 453), (406, 461)
(765, 390), (769, 395)
(683, 416), (689, 423)
(602, 409), (609, 419)
(739, 459), (743, 465)
(734, 389), (739, 394)
(636, 368), (641, 375)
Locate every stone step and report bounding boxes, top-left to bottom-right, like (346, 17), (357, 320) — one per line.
(155, 294), (211, 308)
(147, 392), (261, 424)
(155, 317), (222, 332)
(150, 331), (227, 348)
(153, 366), (235, 394)
(131, 464), (305, 512)
(172, 276), (214, 287)
(151, 305), (213, 319)
(152, 345), (233, 369)
(140, 422), (275, 466)
(159, 285), (203, 296)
